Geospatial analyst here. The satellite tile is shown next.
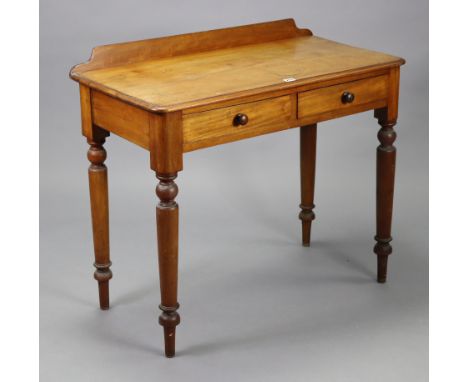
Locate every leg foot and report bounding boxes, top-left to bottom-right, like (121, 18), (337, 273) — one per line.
(374, 238), (392, 283)
(94, 262), (112, 309)
(299, 205), (315, 247)
(159, 304), (181, 357)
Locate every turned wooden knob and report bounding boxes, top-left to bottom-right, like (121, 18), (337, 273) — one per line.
(341, 91), (355, 104)
(233, 113), (249, 126)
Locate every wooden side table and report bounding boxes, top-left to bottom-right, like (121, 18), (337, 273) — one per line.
(70, 19), (405, 357)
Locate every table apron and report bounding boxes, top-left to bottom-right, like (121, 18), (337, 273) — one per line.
(86, 73), (392, 154)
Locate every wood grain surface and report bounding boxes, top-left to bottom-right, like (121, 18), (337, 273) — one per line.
(183, 95), (295, 151)
(92, 90), (150, 149)
(298, 75), (388, 119)
(70, 20), (404, 112)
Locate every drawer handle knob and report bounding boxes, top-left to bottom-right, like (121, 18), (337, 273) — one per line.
(341, 91), (355, 104)
(233, 113), (249, 126)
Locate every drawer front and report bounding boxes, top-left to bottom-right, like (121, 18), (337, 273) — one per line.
(298, 75), (388, 120)
(183, 95), (295, 151)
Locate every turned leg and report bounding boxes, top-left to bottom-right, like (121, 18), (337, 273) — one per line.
(374, 114), (397, 283)
(87, 136), (112, 309)
(299, 124), (317, 246)
(155, 172), (180, 357)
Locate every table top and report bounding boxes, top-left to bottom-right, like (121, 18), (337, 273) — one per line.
(70, 19), (404, 113)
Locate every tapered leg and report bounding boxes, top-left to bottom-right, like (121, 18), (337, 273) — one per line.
(374, 115), (397, 283)
(299, 124), (317, 246)
(87, 137), (112, 309)
(156, 172), (180, 358)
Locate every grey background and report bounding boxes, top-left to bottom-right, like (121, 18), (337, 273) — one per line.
(40, 1), (428, 381)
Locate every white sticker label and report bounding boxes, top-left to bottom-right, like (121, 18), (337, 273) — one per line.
(283, 77), (297, 83)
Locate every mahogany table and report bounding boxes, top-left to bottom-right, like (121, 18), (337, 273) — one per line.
(70, 19), (405, 357)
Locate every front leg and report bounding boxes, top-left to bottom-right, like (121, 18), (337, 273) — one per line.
(374, 110), (397, 283)
(87, 135), (112, 309)
(156, 172), (180, 357)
